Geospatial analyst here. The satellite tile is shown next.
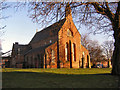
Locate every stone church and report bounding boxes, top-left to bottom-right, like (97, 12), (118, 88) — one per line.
(10, 4), (91, 68)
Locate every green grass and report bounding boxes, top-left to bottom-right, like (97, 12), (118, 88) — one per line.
(2, 68), (119, 88)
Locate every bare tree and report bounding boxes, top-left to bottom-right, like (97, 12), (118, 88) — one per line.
(0, 1), (10, 34)
(88, 41), (105, 62)
(102, 40), (114, 68)
(0, 40), (2, 66)
(0, 1), (10, 57)
(81, 34), (105, 64)
(14, 1), (120, 75)
(81, 34), (91, 49)
(0, 2), (9, 67)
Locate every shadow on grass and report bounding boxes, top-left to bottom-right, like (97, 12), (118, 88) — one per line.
(2, 71), (119, 88)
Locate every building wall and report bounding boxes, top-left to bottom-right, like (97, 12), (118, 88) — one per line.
(11, 9), (91, 69)
(58, 24), (80, 68)
(58, 14), (90, 68)
(10, 42), (29, 68)
(24, 49), (45, 68)
(45, 42), (58, 68)
(80, 45), (91, 68)
(1, 56), (11, 68)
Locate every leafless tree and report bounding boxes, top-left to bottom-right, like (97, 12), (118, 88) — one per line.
(14, 1), (120, 75)
(81, 34), (91, 49)
(102, 40), (114, 60)
(0, 1), (10, 58)
(81, 34), (105, 64)
(0, 1), (10, 36)
(0, 40), (2, 64)
(0, 1), (10, 60)
(102, 40), (114, 67)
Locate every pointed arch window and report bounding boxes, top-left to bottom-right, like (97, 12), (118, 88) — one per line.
(46, 51), (49, 61)
(73, 43), (76, 61)
(65, 42), (69, 61)
(51, 50), (55, 63)
(67, 29), (73, 37)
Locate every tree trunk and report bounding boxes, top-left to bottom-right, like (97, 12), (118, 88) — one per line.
(112, 39), (120, 75)
(108, 60), (109, 68)
(111, 3), (120, 75)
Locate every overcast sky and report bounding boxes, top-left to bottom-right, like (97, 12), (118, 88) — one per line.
(1, 2), (113, 53)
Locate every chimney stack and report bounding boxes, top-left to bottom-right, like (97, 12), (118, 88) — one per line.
(15, 42), (18, 44)
(36, 29), (38, 33)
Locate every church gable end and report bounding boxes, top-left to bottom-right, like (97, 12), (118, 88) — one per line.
(11, 3), (91, 69)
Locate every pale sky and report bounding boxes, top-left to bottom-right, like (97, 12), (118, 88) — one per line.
(1, 2), (113, 53)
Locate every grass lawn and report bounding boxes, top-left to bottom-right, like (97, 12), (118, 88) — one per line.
(2, 68), (119, 88)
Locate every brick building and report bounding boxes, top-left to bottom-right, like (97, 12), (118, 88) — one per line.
(1, 50), (11, 68)
(1, 56), (11, 68)
(11, 4), (91, 68)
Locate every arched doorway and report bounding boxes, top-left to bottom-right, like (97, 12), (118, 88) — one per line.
(82, 57), (84, 68)
(87, 55), (89, 68)
(69, 40), (72, 68)
(82, 52), (85, 68)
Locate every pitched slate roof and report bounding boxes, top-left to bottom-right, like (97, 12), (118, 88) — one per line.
(24, 43), (53, 55)
(29, 18), (66, 44)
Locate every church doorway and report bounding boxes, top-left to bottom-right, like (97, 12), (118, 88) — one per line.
(87, 55), (89, 68)
(69, 40), (72, 68)
(82, 57), (84, 68)
(82, 53), (85, 68)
